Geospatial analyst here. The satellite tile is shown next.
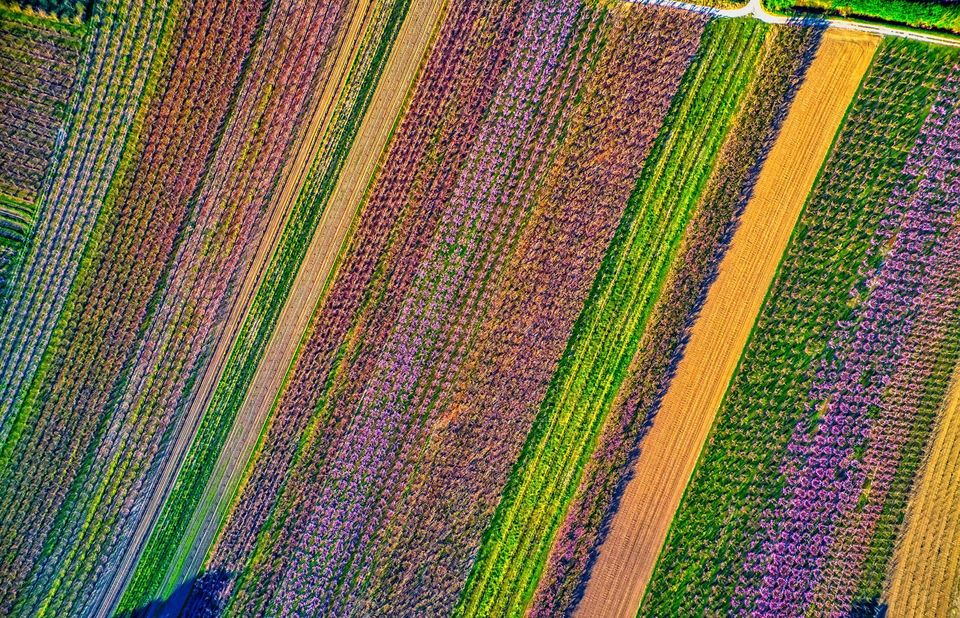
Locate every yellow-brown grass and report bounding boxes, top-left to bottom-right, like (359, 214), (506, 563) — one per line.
(575, 28), (880, 618)
(886, 364), (960, 617)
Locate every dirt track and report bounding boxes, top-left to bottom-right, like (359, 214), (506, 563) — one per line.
(575, 28), (879, 618)
(886, 365), (960, 617)
(94, 0), (377, 613)
(153, 0), (448, 601)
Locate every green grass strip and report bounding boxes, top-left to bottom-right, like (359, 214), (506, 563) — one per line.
(454, 18), (769, 618)
(0, 2), (86, 35)
(0, 0), (89, 23)
(765, 0), (960, 34)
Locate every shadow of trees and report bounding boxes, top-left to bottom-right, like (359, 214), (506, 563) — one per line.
(114, 569), (232, 618)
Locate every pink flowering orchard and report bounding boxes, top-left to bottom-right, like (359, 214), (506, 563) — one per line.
(1, 0), (960, 616)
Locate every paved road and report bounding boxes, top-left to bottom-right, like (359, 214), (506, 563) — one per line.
(637, 0), (960, 48)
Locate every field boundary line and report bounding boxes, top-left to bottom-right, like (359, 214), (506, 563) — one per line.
(886, 360), (960, 616)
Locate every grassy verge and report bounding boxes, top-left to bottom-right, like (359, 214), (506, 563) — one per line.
(765, 0), (960, 34)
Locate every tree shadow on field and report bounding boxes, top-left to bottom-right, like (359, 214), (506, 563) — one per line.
(115, 569), (232, 618)
(847, 598), (888, 618)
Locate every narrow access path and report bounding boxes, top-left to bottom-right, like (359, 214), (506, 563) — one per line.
(93, 0), (377, 613)
(575, 28), (880, 618)
(155, 0), (448, 605)
(886, 364), (960, 617)
(639, 0), (960, 48)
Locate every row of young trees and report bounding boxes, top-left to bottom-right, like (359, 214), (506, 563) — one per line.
(0, 0), (175, 451)
(47, 0), (367, 613)
(194, 0), (510, 609)
(461, 13), (759, 617)
(202, 0), (587, 613)
(0, 8), (81, 203)
(735, 62), (960, 616)
(195, 2), (703, 616)
(12, 0), (390, 610)
(0, 6), (82, 295)
(118, 0), (417, 612)
(531, 20), (822, 618)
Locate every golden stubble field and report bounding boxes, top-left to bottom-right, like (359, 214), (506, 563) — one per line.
(887, 365), (960, 617)
(576, 27), (881, 618)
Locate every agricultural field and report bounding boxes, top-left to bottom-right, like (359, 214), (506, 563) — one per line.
(642, 35), (960, 616)
(580, 25), (880, 617)
(458, 17), (821, 618)
(194, 3), (705, 614)
(3, 0), (960, 616)
(887, 369), (960, 617)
